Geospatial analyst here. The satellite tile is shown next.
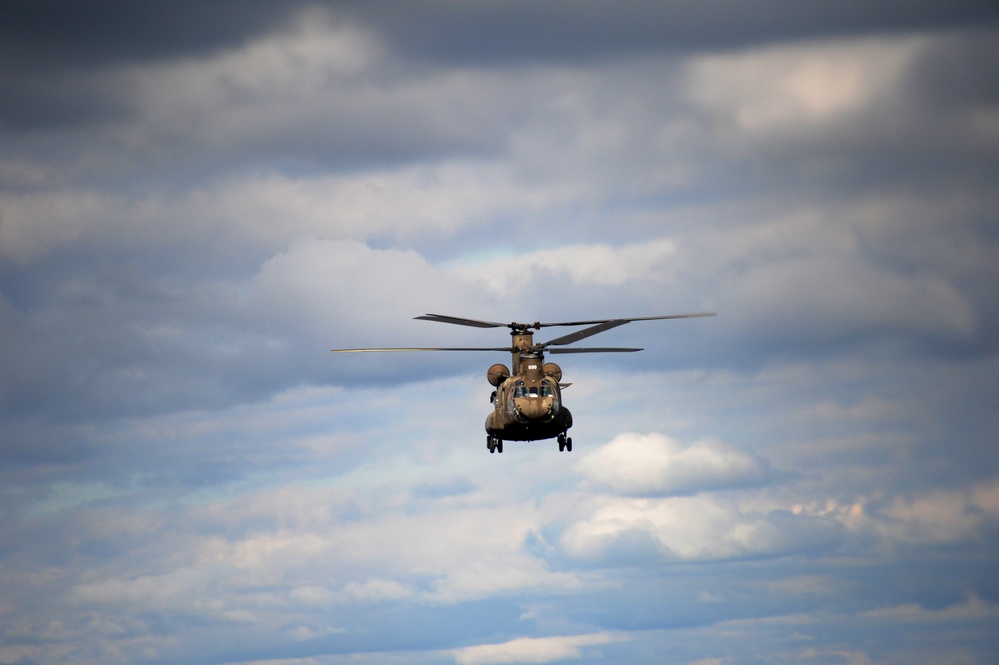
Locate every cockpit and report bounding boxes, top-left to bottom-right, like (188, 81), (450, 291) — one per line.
(512, 380), (556, 398)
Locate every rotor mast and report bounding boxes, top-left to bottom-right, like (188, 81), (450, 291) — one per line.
(503, 320), (544, 375)
(510, 329), (538, 375)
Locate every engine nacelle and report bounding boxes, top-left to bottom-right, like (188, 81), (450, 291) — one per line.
(487, 363), (511, 387)
(543, 362), (562, 382)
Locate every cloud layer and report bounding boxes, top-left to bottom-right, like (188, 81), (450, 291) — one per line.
(1, 3), (997, 664)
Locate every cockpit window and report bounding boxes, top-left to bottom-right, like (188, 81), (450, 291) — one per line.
(513, 382), (555, 398)
(512, 380), (556, 398)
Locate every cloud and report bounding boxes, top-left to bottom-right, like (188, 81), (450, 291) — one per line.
(0, 189), (121, 263)
(357, 1), (999, 66)
(1, 5), (998, 665)
(837, 478), (999, 547)
(453, 632), (622, 665)
(577, 433), (771, 496)
(249, 237), (494, 359)
(446, 239), (679, 293)
(728, 255), (975, 341)
(341, 578), (413, 602)
(560, 495), (843, 563)
(685, 35), (921, 135)
(859, 594), (999, 622)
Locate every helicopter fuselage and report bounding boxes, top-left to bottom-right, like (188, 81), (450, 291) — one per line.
(485, 355), (573, 442)
(483, 349), (573, 452)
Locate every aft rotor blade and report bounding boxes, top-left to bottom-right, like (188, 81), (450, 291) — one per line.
(548, 347), (643, 354)
(537, 312), (716, 328)
(543, 311), (716, 346)
(544, 320), (630, 346)
(414, 314), (509, 328)
(331, 347), (512, 353)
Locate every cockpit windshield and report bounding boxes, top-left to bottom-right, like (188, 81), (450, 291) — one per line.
(514, 380), (555, 398)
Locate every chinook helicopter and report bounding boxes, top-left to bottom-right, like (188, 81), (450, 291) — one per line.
(331, 312), (714, 453)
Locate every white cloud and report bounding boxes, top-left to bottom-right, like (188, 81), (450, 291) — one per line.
(250, 236), (487, 349)
(341, 578), (413, 602)
(453, 632), (622, 665)
(445, 238), (679, 294)
(576, 433), (770, 496)
(176, 159), (565, 251)
(789, 477), (999, 549)
(133, 7), (385, 143)
(685, 35), (922, 134)
(329, 504), (582, 603)
(0, 161), (547, 267)
(853, 479), (999, 546)
(561, 494), (842, 563)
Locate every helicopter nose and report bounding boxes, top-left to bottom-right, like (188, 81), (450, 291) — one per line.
(517, 398), (552, 420)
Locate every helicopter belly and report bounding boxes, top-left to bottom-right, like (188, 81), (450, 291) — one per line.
(486, 407), (572, 442)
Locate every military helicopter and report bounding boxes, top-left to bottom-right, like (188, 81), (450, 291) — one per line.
(331, 312), (714, 453)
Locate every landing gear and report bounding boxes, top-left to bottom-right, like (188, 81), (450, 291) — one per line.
(557, 433), (572, 452)
(487, 436), (504, 454)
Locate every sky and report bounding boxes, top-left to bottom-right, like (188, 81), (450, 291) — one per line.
(1, 1), (998, 664)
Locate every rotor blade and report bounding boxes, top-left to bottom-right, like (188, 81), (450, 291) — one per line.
(542, 311), (716, 345)
(537, 312), (716, 327)
(544, 320), (630, 346)
(331, 347), (512, 353)
(414, 314), (509, 328)
(415, 312), (716, 330)
(548, 347), (643, 354)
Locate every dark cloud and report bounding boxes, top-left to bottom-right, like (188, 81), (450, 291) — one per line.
(349, 0), (999, 65)
(3, 0), (995, 74)
(0, 0), (301, 70)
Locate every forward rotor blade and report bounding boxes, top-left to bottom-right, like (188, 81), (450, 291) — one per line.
(414, 314), (509, 328)
(548, 347), (643, 354)
(331, 347), (512, 353)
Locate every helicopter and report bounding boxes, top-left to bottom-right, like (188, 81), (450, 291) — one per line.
(331, 312), (714, 453)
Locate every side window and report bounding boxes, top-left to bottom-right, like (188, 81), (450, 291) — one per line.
(543, 380), (559, 411)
